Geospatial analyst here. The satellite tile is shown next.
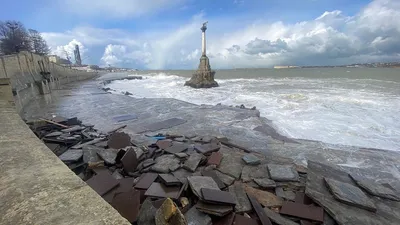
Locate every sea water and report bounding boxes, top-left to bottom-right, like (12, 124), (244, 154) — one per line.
(105, 68), (400, 151)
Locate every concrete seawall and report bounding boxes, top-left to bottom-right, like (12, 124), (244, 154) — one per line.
(0, 52), (130, 224)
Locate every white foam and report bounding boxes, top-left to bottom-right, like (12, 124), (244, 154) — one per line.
(106, 73), (400, 151)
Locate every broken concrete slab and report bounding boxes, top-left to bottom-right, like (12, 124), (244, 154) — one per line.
(195, 201), (233, 217)
(233, 214), (258, 225)
(247, 194), (273, 225)
(268, 164), (299, 182)
(253, 178), (276, 189)
(159, 174), (181, 186)
(143, 118), (187, 132)
(151, 155), (181, 173)
(241, 164), (270, 183)
(306, 161), (400, 225)
(187, 176), (220, 199)
(86, 172), (119, 196)
(279, 201), (324, 222)
(103, 178), (135, 202)
(137, 199), (157, 225)
(165, 142), (188, 154)
(135, 173), (159, 190)
(172, 169), (193, 185)
(244, 184), (283, 207)
(155, 198), (187, 225)
(82, 146), (101, 163)
(121, 148), (138, 173)
(275, 187), (296, 201)
(242, 154), (261, 165)
(217, 146), (245, 179)
(156, 139), (173, 150)
(201, 188), (236, 205)
(263, 207), (298, 225)
(195, 143), (220, 154)
(59, 149), (83, 162)
(97, 149), (118, 165)
(111, 189), (141, 223)
(45, 131), (63, 137)
(202, 170), (226, 189)
(228, 183), (252, 213)
(185, 206), (212, 225)
(174, 152), (188, 159)
(207, 151), (222, 166)
(145, 182), (182, 199)
(213, 212), (235, 225)
(71, 138), (105, 149)
(107, 132), (131, 149)
(325, 178), (376, 212)
(61, 125), (85, 133)
(215, 170), (235, 186)
(142, 159), (156, 168)
(349, 174), (400, 201)
(183, 153), (203, 172)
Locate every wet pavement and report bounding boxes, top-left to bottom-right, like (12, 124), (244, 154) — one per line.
(21, 74), (400, 179)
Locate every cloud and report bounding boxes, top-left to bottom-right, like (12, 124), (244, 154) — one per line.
(43, 0), (400, 69)
(52, 39), (87, 63)
(56, 0), (186, 18)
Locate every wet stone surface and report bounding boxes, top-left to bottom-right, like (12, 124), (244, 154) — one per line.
(59, 149), (83, 162)
(268, 164), (299, 182)
(324, 178), (376, 212)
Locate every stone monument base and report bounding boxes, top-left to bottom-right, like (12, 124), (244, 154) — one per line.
(185, 55), (219, 88)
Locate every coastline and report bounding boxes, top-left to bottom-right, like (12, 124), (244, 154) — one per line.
(20, 75), (400, 174)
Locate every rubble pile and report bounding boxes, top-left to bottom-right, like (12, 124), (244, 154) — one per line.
(27, 116), (400, 225)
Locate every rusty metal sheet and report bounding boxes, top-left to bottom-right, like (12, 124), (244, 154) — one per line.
(145, 182), (182, 199)
(121, 148), (138, 173)
(247, 194), (273, 225)
(280, 201), (324, 222)
(111, 189), (141, 223)
(207, 151), (223, 166)
(134, 173), (158, 189)
(86, 172), (119, 196)
(107, 132), (131, 149)
(201, 188), (236, 205)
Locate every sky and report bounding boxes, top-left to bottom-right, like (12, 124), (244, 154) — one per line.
(1, 0), (400, 69)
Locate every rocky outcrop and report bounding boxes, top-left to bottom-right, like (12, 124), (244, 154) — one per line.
(185, 55), (218, 88)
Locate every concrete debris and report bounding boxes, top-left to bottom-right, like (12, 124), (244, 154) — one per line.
(33, 119), (389, 225)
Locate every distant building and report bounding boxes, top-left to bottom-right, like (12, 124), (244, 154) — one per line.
(74, 45), (82, 66)
(48, 55), (71, 65)
(274, 65), (299, 69)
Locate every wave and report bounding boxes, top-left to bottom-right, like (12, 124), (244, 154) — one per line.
(106, 73), (400, 151)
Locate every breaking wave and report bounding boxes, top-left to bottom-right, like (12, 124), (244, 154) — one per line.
(106, 73), (400, 151)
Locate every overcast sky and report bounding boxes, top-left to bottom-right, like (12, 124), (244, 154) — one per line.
(1, 0), (399, 69)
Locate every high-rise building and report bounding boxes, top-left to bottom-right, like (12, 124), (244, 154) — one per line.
(74, 45), (82, 66)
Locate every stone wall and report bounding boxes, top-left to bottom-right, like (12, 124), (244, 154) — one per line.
(0, 51), (97, 113)
(0, 52), (130, 224)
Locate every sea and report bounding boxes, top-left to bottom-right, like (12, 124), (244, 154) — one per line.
(104, 68), (400, 151)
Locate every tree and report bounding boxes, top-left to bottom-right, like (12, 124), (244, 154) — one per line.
(28, 29), (50, 55)
(0, 20), (32, 55)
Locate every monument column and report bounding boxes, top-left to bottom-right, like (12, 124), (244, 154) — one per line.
(184, 22), (218, 88)
(201, 25), (207, 56)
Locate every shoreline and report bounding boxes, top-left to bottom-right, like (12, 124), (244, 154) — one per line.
(101, 76), (398, 154)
